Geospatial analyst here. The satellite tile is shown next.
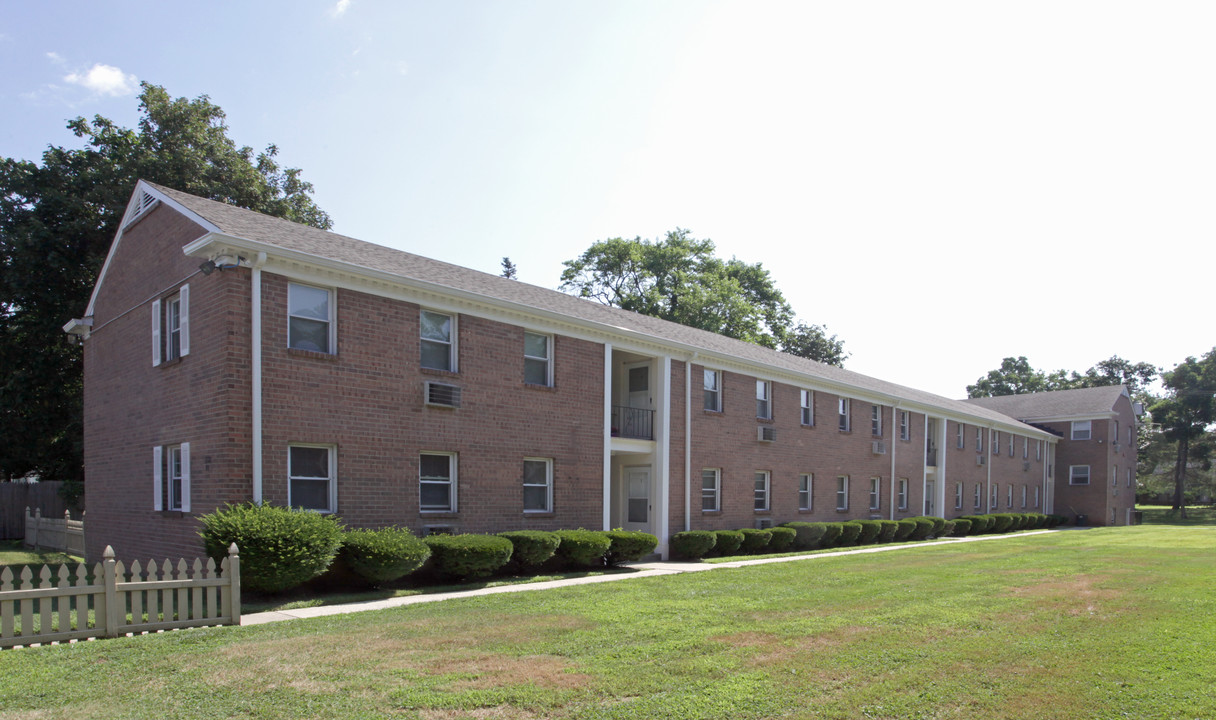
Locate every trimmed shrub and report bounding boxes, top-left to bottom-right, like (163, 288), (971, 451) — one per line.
(988, 515), (1014, 534)
(712, 530), (745, 556)
(1031, 513), (1049, 529)
(877, 520), (900, 543)
(909, 517), (936, 540)
(670, 531), (716, 560)
(1048, 514), (1069, 527)
(424, 534), (514, 579)
(819, 523), (844, 548)
(855, 520), (883, 545)
(604, 530), (659, 566)
(498, 530), (561, 571)
(927, 517), (947, 537)
(782, 522), (828, 550)
(941, 520), (956, 538)
(950, 518), (972, 536)
(553, 529), (612, 568)
(837, 522), (863, 547)
(961, 515), (990, 534)
(739, 528), (773, 553)
(894, 519), (918, 541)
(340, 527), (430, 585)
(767, 526), (797, 552)
(199, 502), (344, 593)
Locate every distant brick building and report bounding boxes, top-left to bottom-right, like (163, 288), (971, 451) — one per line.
(68, 182), (1135, 562)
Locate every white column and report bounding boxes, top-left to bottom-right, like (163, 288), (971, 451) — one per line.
(602, 343), (613, 531)
(685, 357), (693, 532)
(656, 356), (672, 558)
(251, 252), (266, 504)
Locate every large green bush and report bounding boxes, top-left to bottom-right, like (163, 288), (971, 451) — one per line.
(198, 503), (343, 593)
(961, 515), (990, 534)
(498, 530), (561, 571)
(424, 534), (514, 579)
(838, 522), (863, 546)
(604, 530), (659, 565)
(877, 520), (900, 543)
(340, 527), (430, 585)
(855, 520), (883, 545)
(894, 519), (918, 541)
(988, 515), (1015, 534)
(782, 522), (828, 550)
(927, 517), (947, 536)
(712, 530), (745, 556)
(670, 530), (716, 559)
(553, 529), (612, 567)
(908, 517), (936, 540)
(767, 526), (797, 552)
(739, 528), (773, 554)
(819, 523), (844, 547)
(950, 518), (973, 536)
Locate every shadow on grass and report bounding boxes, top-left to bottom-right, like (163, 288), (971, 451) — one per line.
(1138, 505), (1216, 526)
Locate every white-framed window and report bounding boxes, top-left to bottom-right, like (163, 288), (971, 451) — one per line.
(976, 428), (983, 452)
(420, 452), (457, 511)
(754, 471), (770, 511)
(152, 285), (190, 366)
(991, 430), (999, 454)
(1113, 420), (1119, 442)
(523, 332), (552, 386)
(1034, 486), (1040, 508)
(152, 443), (190, 512)
(1007, 484), (1013, 508)
(897, 478), (908, 510)
(1008, 434), (1014, 457)
(1021, 485), (1027, 508)
(1112, 466), (1118, 488)
(1071, 420), (1092, 440)
(1022, 437), (1028, 459)
(871, 405), (883, 437)
(838, 398), (851, 432)
(704, 370), (722, 412)
(1036, 440), (1043, 461)
(800, 389), (814, 426)
(989, 484), (998, 509)
(287, 283), (333, 353)
(957, 423), (965, 449)
(954, 481), (963, 509)
(702, 469), (721, 512)
(869, 477), (881, 510)
(1069, 465), (1090, 485)
(836, 476), (849, 510)
(756, 380), (771, 420)
(523, 457), (553, 512)
(420, 310), (456, 371)
(974, 483), (982, 510)
(799, 473), (813, 510)
(900, 411), (910, 441)
(288, 444), (336, 513)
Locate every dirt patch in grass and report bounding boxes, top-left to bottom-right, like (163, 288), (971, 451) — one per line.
(715, 624), (875, 669)
(419, 707), (542, 720)
(436, 654), (592, 691)
(1005, 575), (1123, 617)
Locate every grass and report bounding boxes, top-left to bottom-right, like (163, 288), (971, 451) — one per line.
(0, 540), (81, 567)
(1138, 504), (1216, 526)
(2, 525), (1214, 719)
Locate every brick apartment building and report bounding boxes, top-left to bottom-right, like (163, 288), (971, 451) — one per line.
(65, 182), (1136, 561)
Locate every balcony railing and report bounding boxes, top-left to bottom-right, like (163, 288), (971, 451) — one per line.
(611, 405), (654, 440)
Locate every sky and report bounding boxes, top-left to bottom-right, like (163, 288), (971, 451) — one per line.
(2, 1), (1213, 398)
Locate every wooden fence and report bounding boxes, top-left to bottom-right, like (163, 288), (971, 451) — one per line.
(0, 482), (69, 540)
(0, 544), (240, 649)
(23, 508), (85, 556)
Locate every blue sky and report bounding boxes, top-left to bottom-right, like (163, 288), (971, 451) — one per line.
(3, 1), (1213, 397)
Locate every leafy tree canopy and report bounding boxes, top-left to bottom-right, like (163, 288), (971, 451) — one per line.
(1, 83), (330, 482)
(559, 229), (846, 366)
(966, 355), (1159, 399)
(1147, 349), (1216, 513)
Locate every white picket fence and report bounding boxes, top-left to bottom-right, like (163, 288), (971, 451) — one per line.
(23, 508), (85, 556)
(0, 544), (240, 649)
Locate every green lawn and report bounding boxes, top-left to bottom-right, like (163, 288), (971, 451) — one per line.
(0, 540), (81, 567)
(1138, 504), (1216, 526)
(2, 525), (1213, 719)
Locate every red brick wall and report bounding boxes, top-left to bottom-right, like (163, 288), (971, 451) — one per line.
(1048, 396), (1138, 526)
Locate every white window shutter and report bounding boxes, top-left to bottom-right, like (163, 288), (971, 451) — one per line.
(180, 442), (191, 512)
(179, 285), (190, 357)
(153, 446), (163, 511)
(152, 299), (162, 367)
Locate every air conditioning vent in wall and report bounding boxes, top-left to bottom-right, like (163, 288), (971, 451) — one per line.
(1112, 442), (1121, 453)
(976, 455), (986, 466)
(758, 426), (777, 442)
(755, 518), (773, 529)
(1023, 461), (1031, 472)
(871, 440), (886, 455)
(425, 381), (461, 407)
(422, 525), (453, 536)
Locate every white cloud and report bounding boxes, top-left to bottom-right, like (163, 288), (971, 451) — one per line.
(330, 0), (352, 18)
(63, 64), (138, 96)
(45, 51), (64, 65)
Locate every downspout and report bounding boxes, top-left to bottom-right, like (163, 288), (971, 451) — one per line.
(889, 405), (901, 521)
(685, 353), (697, 532)
(985, 424), (994, 512)
(251, 251), (267, 504)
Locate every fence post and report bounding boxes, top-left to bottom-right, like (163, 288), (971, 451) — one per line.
(227, 543), (240, 626)
(27, 507), (38, 549)
(102, 546), (120, 638)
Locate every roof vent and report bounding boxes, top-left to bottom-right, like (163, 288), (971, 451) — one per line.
(121, 189), (160, 228)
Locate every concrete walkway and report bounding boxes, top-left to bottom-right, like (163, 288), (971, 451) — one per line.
(241, 529), (1057, 626)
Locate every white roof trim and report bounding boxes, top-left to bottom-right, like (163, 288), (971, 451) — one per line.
(84, 181), (221, 317)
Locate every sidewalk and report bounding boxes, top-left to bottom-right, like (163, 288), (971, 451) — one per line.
(241, 529), (1056, 626)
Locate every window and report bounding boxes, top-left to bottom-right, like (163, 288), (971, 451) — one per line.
(754, 471), (770, 511)
(702, 469), (721, 512)
(1128, 426), (1134, 445)
(1113, 420), (1119, 442)
(871, 405), (883, 437)
(1008, 434), (1014, 457)
(287, 283), (332, 353)
(1034, 486), (1040, 508)
(704, 370), (721, 412)
(1021, 485), (1027, 508)
(838, 398), (851, 432)
(1112, 466), (1118, 488)
(152, 443), (190, 512)
(954, 482), (963, 509)
(1022, 437), (1028, 459)
(420, 452), (457, 511)
(756, 381), (771, 419)
(990, 484), (998, 509)
(836, 476), (849, 510)
(976, 428), (983, 452)
(799, 474), (813, 510)
(974, 483), (982, 510)
(900, 411), (910, 441)
(991, 430), (999, 454)
(1036, 440), (1043, 461)
(800, 389), (814, 426)
(897, 478), (908, 510)
(1071, 420), (1092, 440)
(523, 458), (553, 512)
(152, 285), (190, 365)
(523, 332), (551, 386)
(289, 445), (335, 513)
(1069, 465), (1090, 485)
(957, 423), (965, 449)
(1007, 484), (1013, 508)
(420, 310), (455, 371)
(869, 477), (881, 511)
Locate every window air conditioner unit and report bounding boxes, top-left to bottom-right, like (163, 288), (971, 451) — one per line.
(758, 426), (777, 442)
(422, 525), (453, 536)
(1112, 442), (1121, 453)
(755, 518), (773, 530)
(872, 440), (886, 455)
(976, 455), (986, 466)
(425, 381), (461, 407)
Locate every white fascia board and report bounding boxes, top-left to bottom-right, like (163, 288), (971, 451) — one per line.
(1012, 412), (1119, 423)
(180, 231), (1056, 440)
(84, 181), (221, 318)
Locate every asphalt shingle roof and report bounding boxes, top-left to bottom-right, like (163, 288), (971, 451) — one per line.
(962, 385), (1128, 420)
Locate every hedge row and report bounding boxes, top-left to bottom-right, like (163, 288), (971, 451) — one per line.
(669, 512), (1062, 560)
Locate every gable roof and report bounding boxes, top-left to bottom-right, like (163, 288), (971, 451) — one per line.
(121, 181), (1054, 437)
(962, 385), (1130, 421)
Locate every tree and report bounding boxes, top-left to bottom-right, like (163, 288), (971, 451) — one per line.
(780, 322), (848, 367)
(0, 83), (330, 483)
(559, 229), (846, 366)
(966, 357), (1054, 398)
(966, 355), (1159, 399)
(1148, 350), (1216, 516)
(500, 257), (517, 279)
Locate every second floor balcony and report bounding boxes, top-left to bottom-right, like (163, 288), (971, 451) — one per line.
(611, 405), (654, 441)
